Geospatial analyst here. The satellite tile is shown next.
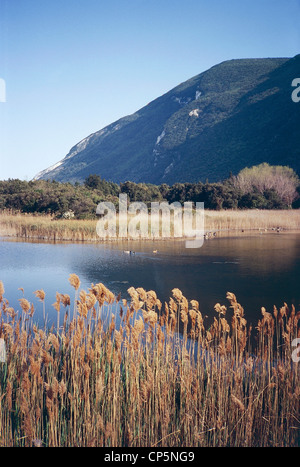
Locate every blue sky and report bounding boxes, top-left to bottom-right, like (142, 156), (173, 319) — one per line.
(0, 0), (299, 180)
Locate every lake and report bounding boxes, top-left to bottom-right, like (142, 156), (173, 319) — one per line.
(0, 233), (300, 328)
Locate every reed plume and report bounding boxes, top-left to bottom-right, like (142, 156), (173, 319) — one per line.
(34, 289), (45, 302)
(0, 279), (299, 447)
(18, 298), (31, 314)
(68, 274), (80, 291)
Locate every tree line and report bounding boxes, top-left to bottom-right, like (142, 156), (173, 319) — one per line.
(0, 163), (299, 219)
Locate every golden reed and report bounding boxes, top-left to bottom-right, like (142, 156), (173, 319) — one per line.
(0, 276), (299, 447)
(1, 209), (300, 241)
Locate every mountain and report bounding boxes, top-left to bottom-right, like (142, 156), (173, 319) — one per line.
(34, 55), (300, 185)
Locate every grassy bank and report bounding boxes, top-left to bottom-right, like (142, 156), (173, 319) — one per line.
(0, 211), (99, 242)
(204, 209), (300, 238)
(0, 209), (300, 242)
(0, 276), (299, 447)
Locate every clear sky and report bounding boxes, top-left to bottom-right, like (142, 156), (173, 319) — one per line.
(0, 0), (299, 180)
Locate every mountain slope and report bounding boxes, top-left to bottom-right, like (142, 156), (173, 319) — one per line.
(35, 55), (300, 184)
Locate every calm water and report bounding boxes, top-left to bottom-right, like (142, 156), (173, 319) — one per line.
(0, 233), (300, 327)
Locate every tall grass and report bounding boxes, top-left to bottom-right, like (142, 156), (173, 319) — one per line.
(0, 209), (299, 241)
(0, 276), (299, 447)
(0, 211), (98, 242)
(204, 209), (300, 235)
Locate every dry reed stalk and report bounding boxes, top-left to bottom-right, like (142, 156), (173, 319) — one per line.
(0, 282), (4, 303)
(0, 279), (299, 447)
(1, 210), (300, 243)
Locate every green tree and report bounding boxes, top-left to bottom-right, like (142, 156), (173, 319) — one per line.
(84, 174), (103, 190)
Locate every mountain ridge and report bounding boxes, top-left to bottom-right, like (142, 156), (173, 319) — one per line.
(34, 55), (300, 184)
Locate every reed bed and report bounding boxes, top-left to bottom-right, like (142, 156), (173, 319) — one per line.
(204, 209), (300, 235)
(0, 276), (299, 447)
(0, 209), (299, 242)
(0, 211), (98, 242)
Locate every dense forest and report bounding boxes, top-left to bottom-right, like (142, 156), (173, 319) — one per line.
(0, 164), (299, 219)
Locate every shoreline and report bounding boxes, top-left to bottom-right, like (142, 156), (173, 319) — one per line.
(0, 209), (299, 243)
(1, 228), (300, 246)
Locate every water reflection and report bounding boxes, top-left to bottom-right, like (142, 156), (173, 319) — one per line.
(0, 233), (299, 327)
